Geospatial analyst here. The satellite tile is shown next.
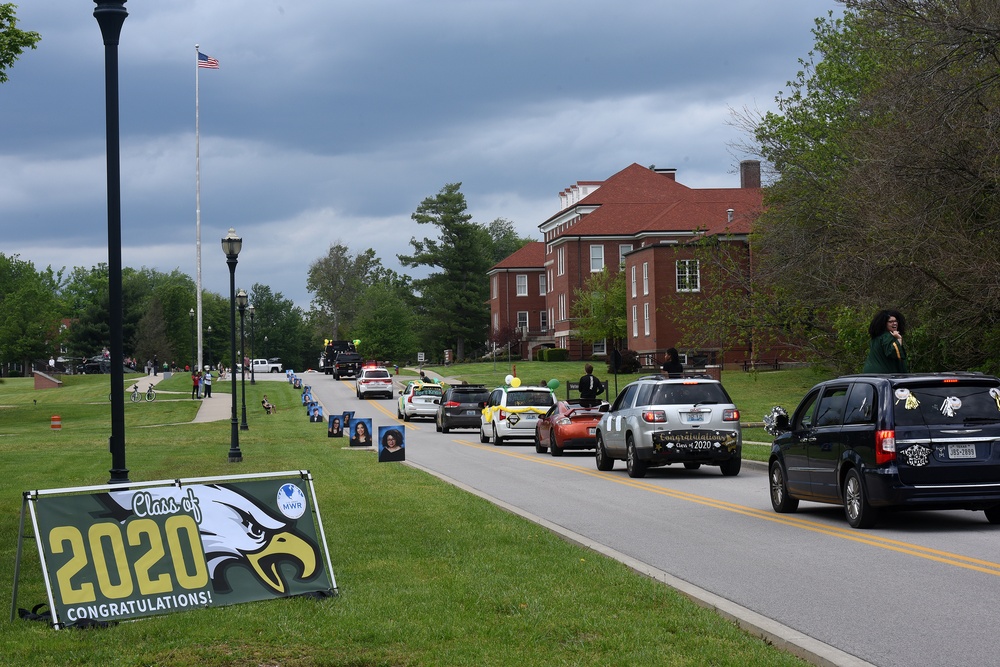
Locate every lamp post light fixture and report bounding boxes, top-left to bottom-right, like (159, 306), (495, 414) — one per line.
(237, 288), (249, 432)
(94, 0), (129, 484)
(222, 227), (243, 462)
(248, 304), (256, 385)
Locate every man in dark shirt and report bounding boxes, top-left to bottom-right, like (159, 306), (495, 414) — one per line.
(578, 363), (603, 407)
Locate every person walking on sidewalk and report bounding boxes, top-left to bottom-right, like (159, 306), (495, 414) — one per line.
(203, 368), (213, 397)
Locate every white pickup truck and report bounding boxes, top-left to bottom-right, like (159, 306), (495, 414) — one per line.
(251, 358), (282, 373)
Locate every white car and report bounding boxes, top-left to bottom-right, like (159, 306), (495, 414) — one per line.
(480, 386), (556, 445)
(356, 366), (393, 399)
(397, 381), (443, 421)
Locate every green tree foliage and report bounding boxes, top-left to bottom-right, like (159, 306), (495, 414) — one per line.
(483, 217), (533, 266)
(248, 283), (312, 371)
(743, 2), (1000, 372)
(571, 267), (626, 351)
(0, 254), (60, 373)
(132, 297), (173, 366)
(0, 3), (40, 84)
(352, 281), (417, 363)
(398, 183), (491, 360)
(306, 243), (387, 339)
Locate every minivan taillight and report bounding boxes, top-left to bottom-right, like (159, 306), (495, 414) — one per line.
(642, 410), (667, 423)
(876, 429), (896, 464)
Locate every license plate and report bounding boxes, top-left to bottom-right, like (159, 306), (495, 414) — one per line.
(524, 414), (536, 420)
(685, 412), (705, 423)
(948, 444), (977, 459)
(588, 427), (596, 435)
(466, 410), (478, 415)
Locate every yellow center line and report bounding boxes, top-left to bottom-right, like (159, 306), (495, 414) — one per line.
(449, 437), (1000, 576)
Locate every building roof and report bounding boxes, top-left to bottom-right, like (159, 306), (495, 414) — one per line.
(545, 163), (761, 238)
(489, 241), (545, 272)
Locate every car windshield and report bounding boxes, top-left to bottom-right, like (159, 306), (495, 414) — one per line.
(507, 390), (555, 408)
(648, 383), (731, 406)
(892, 382), (1000, 426)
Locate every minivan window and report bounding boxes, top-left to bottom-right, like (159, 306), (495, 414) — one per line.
(892, 382), (1000, 426)
(793, 391), (820, 430)
(815, 386), (849, 427)
(844, 383), (876, 425)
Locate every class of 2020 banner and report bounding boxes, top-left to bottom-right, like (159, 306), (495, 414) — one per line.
(32, 474), (334, 626)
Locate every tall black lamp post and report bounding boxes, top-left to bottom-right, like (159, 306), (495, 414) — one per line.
(237, 288), (249, 431)
(94, 0), (129, 484)
(189, 308), (195, 372)
(248, 305), (256, 385)
(222, 228), (242, 462)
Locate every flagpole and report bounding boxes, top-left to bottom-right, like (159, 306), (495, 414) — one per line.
(195, 44), (204, 372)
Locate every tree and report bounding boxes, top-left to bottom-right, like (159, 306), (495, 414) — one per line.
(738, 2), (1000, 372)
(132, 297), (173, 366)
(571, 267), (627, 353)
(482, 217), (533, 265)
(352, 281), (417, 363)
(0, 3), (40, 84)
(306, 243), (386, 338)
(248, 283), (312, 371)
(398, 183), (491, 360)
(0, 254), (60, 374)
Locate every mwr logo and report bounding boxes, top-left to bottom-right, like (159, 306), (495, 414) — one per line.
(277, 483), (307, 519)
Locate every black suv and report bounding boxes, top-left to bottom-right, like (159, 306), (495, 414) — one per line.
(769, 373), (1000, 528)
(436, 384), (489, 433)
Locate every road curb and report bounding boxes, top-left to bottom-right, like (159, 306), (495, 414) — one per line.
(407, 461), (874, 667)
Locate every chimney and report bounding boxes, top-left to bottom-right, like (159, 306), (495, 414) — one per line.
(652, 166), (677, 181)
(727, 209), (734, 224)
(740, 160), (761, 188)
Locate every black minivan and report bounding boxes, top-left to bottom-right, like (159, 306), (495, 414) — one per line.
(769, 373), (1000, 528)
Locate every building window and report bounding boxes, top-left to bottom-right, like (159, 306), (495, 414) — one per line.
(642, 262), (649, 295)
(539, 273), (547, 295)
(557, 247), (565, 276)
(516, 274), (528, 296)
(491, 275), (497, 300)
(632, 305), (638, 337)
(676, 259), (701, 292)
(539, 310), (548, 331)
(619, 244), (632, 266)
(630, 265), (636, 298)
(643, 302), (650, 336)
(558, 293), (567, 321)
(493, 312), (498, 330)
(590, 245), (604, 272)
(517, 311), (528, 330)
(593, 339), (606, 355)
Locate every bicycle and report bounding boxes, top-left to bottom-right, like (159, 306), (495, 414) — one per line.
(130, 383), (156, 403)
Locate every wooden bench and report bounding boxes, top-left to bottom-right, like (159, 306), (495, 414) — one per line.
(742, 359), (781, 372)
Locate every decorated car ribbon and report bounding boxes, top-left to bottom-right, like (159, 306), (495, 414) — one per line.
(939, 396), (961, 417)
(894, 388), (920, 410)
(762, 406), (787, 437)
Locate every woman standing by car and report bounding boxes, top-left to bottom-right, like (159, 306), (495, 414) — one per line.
(863, 309), (908, 373)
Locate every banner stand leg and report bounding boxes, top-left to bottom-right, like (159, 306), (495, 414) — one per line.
(10, 493), (29, 622)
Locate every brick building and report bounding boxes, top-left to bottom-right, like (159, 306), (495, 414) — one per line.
(488, 161), (775, 367)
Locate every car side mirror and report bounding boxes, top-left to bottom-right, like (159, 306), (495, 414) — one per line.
(776, 414), (789, 430)
(599, 403), (610, 412)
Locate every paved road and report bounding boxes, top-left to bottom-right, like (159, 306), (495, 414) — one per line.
(302, 371), (1000, 667)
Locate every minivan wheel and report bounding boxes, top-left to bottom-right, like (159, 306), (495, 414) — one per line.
(769, 460), (799, 513)
(626, 436), (647, 478)
(479, 425), (489, 443)
(493, 424), (504, 446)
(985, 505), (1000, 524)
(595, 433), (614, 471)
(843, 468), (878, 528)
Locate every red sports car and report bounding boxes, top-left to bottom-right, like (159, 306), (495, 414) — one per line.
(534, 400), (607, 456)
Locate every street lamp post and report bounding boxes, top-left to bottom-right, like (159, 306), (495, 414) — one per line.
(264, 336), (268, 358)
(94, 0), (129, 484)
(206, 326), (212, 370)
(189, 308), (195, 372)
(237, 289), (249, 431)
(222, 228), (243, 462)
(248, 305), (255, 385)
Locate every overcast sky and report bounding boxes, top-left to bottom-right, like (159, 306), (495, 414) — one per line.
(3, 1), (841, 309)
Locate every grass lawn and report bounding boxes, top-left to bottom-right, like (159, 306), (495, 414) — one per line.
(0, 372), (811, 666)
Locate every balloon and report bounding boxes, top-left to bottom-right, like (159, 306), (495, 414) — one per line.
(547, 378), (560, 390)
(353, 339), (361, 345)
(511, 377), (521, 388)
(505, 374), (514, 385)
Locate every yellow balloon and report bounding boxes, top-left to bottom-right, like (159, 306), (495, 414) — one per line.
(511, 377), (521, 388)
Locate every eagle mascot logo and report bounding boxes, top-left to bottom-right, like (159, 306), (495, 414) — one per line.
(98, 484), (319, 595)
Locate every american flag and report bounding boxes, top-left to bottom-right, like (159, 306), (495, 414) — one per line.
(197, 52), (220, 69)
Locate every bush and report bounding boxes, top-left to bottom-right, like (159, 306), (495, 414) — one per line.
(543, 348), (569, 362)
(607, 349), (641, 374)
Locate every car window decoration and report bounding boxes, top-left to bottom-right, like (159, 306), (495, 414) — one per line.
(939, 396), (962, 417)
(894, 387), (920, 409)
(991, 388), (1000, 410)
